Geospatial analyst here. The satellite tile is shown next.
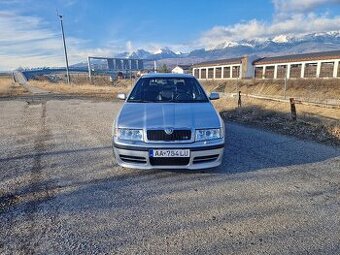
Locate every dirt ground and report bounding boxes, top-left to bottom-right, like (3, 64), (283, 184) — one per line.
(1, 97), (339, 254)
(28, 79), (132, 99)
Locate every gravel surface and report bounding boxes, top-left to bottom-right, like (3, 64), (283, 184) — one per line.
(0, 96), (339, 255)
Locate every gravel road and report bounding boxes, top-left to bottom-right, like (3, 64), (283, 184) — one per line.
(0, 95), (339, 255)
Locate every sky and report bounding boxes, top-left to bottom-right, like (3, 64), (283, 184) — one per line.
(0, 0), (340, 70)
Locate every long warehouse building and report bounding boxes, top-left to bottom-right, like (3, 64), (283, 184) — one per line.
(253, 50), (340, 79)
(192, 56), (255, 80)
(192, 50), (340, 80)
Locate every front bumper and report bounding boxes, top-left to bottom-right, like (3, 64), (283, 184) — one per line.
(113, 141), (225, 170)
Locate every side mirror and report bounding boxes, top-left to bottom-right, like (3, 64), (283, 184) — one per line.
(117, 93), (126, 100)
(209, 92), (220, 100)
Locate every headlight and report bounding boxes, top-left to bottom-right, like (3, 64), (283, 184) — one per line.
(195, 128), (221, 141)
(116, 128), (143, 141)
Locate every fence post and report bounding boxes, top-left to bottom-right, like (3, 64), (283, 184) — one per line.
(238, 91), (242, 107)
(284, 77), (287, 99)
(290, 98), (297, 121)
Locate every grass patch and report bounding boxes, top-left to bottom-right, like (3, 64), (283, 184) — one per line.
(202, 79), (340, 101)
(214, 97), (340, 146)
(0, 76), (29, 96)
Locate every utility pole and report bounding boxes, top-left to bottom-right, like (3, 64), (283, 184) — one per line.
(57, 12), (71, 84)
(153, 60), (157, 72)
(87, 56), (92, 83)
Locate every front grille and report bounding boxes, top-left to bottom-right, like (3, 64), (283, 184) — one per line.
(193, 154), (219, 164)
(150, 157), (190, 166)
(147, 129), (191, 141)
(119, 154), (147, 164)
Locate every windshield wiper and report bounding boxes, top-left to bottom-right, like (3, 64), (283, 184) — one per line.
(128, 99), (158, 103)
(127, 99), (142, 102)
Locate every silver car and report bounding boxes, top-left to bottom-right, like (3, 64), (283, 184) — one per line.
(113, 73), (225, 170)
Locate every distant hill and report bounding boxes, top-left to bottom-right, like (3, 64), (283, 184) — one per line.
(72, 31), (340, 69)
(187, 31), (340, 59)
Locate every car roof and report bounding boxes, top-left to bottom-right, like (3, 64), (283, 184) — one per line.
(141, 73), (194, 79)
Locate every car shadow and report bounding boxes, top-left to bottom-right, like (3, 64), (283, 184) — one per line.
(158, 122), (340, 174)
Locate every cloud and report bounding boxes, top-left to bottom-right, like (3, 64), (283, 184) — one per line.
(273, 0), (340, 13)
(0, 10), (120, 70)
(134, 42), (192, 54)
(63, 0), (78, 7)
(0, 9), (191, 70)
(199, 1), (340, 49)
(0, 0), (24, 4)
(1, 1), (339, 70)
(115, 40), (192, 55)
(0, 11), (73, 69)
(126, 41), (133, 54)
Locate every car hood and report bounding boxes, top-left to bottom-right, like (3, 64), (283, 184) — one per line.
(117, 102), (221, 129)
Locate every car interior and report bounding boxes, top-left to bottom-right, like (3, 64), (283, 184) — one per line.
(128, 77), (208, 102)
(143, 79), (195, 102)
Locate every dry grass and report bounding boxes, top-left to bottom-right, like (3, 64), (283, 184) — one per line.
(33, 73), (123, 86)
(214, 96), (340, 119)
(0, 76), (28, 96)
(213, 97), (340, 146)
(29, 80), (132, 99)
(205, 79), (340, 145)
(201, 79), (340, 101)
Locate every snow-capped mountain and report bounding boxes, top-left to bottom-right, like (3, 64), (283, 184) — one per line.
(72, 31), (340, 68)
(152, 47), (179, 59)
(215, 31), (340, 49)
(187, 31), (340, 59)
(133, 32), (339, 60)
(128, 49), (152, 59)
(115, 47), (183, 60)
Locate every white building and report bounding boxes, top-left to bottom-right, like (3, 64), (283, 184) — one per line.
(252, 50), (340, 79)
(192, 56), (255, 80)
(171, 65), (191, 74)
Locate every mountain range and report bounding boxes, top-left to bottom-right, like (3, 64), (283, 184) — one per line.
(72, 31), (340, 69)
(117, 31), (340, 65)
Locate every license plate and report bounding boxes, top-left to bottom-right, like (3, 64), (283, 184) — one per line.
(150, 149), (190, 158)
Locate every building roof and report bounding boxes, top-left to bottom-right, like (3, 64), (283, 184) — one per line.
(253, 50), (340, 65)
(175, 65), (191, 70)
(192, 57), (243, 68)
(142, 73), (194, 78)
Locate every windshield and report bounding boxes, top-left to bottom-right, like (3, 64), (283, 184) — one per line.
(127, 77), (209, 103)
